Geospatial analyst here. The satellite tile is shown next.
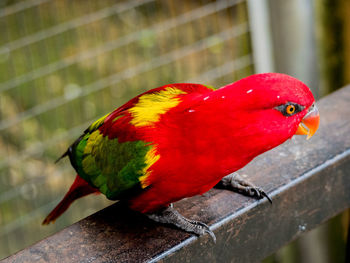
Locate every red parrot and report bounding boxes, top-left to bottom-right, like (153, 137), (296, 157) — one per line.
(43, 73), (319, 240)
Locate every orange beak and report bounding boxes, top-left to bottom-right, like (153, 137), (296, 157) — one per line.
(295, 104), (320, 139)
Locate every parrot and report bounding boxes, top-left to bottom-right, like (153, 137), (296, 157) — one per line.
(42, 73), (319, 240)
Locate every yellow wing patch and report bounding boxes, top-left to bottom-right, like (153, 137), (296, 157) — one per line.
(88, 113), (109, 132)
(129, 87), (186, 127)
(139, 147), (160, 188)
(83, 130), (103, 156)
(82, 130), (104, 175)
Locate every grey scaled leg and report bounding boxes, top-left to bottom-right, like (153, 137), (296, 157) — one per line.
(215, 172), (272, 204)
(147, 204), (216, 242)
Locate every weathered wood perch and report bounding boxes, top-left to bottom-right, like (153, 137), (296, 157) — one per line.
(2, 86), (350, 263)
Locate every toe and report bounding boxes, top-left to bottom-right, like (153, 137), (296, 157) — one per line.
(252, 187), (262, 198)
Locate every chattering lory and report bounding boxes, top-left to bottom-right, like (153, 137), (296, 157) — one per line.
(43, 73), (320, 240)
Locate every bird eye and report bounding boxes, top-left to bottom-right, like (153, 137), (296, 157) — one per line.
(275, 102), (304, 117)
(286, 105), (296, 115)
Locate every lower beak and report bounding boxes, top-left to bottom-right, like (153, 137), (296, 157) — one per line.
(295, 104), (320, 139)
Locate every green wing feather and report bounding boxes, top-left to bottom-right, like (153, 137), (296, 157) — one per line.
(70, 126), (151, 200)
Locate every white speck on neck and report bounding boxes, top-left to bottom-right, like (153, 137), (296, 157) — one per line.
(203, 96), (210, 101)
(277, 95), (280, 99)
(247, 89), (253, 94)
(221, 96), (225, 99)
(188, 109), (195, 113)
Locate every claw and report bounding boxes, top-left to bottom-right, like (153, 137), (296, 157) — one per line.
(205, 228), (216, 243)
(196, 221), (216, 243)
(261, 191), (272, 204)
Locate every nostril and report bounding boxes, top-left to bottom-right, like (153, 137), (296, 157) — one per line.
(308, 103), (315, 112)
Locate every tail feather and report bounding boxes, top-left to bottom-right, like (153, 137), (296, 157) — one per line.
(42, 175), (99, 225)
(55, 148), (70, 163)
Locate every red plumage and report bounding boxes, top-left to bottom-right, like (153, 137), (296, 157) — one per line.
(44, 73), (317, 225)
(127, 73), (315, 212)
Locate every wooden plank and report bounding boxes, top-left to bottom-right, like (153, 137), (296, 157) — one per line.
(3, 86), (350, 263)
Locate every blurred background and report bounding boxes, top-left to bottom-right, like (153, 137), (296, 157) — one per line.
(0, 0), (349, 261)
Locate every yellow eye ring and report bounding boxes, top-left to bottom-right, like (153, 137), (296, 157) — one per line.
(286, 104), (296, 115)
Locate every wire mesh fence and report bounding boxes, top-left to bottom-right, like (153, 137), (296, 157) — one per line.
(0, 0), (253, 258)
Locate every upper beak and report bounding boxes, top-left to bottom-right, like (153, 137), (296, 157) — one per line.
(295, 103), (320, 139)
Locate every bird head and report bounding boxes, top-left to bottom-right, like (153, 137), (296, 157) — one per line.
(215, 73), (320, 155)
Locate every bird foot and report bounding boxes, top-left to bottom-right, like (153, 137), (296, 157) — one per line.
(147, 205), (216, 242)
(215, 172), (272, 203)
